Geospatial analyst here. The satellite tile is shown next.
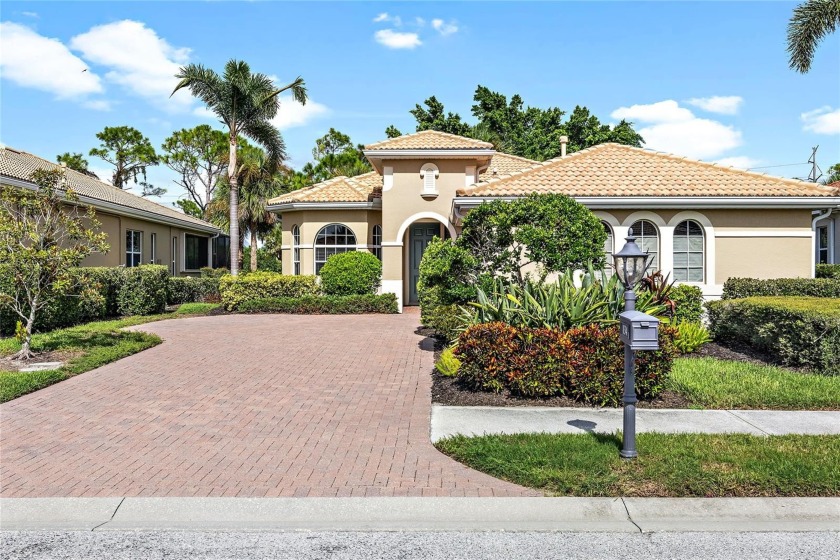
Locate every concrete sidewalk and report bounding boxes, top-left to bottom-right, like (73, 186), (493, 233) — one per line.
(1, 497), (838, 533)
(430, 405), (840, 442)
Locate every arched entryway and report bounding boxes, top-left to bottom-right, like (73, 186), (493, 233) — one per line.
(395, 213), (456, 306)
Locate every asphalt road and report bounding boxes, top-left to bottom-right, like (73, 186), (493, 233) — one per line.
(3, 531), (838, 560)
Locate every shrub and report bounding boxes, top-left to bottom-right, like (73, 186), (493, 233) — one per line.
(670, 284), (704, 323)
(419, 284), (463, 342)
(241, 247), (281, 273)
(237, 293), (398, 314)
(435, 347), (462, 378)
(319, 251), (382, 296)
(167, 277), (221, 305)
(454, 322), (676, 404)
(200, 267), (229, 278)
(117, 265), (169, 316)
(707, 297), (840, 375)
(722, 277), (840, 299)
(673, 321), (711, 354)
(219, 272), (319, 311)
(816, 264), (840, 279)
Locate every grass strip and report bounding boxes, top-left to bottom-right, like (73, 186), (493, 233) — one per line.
(436, 432), (840, 497)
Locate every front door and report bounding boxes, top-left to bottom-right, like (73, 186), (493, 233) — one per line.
(409, 224), (439, 305)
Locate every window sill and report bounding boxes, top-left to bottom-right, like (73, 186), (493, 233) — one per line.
(420, 191), (440, 200)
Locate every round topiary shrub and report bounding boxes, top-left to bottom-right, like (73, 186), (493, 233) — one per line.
(319, 251), (382, 296)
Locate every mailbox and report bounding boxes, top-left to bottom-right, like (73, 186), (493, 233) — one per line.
(619, 310), (660, 351)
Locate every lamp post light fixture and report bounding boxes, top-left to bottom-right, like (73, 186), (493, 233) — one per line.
(613, 229), (658, 459)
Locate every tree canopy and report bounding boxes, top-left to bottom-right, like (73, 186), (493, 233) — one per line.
(89, 126), (161, 194)
(161, 125), (229, 214)
(56, 152), (98, 178)
(301, 128), (372, 183)
(387, 86), (644, 161)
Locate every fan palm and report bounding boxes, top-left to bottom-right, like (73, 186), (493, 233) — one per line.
(787, 0), (840, 73)
(172, 59), (307, 274)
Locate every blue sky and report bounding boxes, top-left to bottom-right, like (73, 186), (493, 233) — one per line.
(2, 1), (839, 208)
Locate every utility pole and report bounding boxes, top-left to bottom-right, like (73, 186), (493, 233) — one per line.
(808, 146), (822, 183)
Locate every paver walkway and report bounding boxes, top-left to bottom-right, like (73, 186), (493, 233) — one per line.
(0, 313), (537, 498)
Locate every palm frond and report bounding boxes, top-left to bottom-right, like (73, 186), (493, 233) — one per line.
(241, 120), (286, 171)
(787, 0), (840, 73)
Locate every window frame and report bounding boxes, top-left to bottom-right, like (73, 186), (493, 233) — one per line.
(629, 219), (659, 273)
(150, 232), (157, 264)
(817, 225), (829, 265)
(313, 223), (357, 275)
(371, 224), (382, 260)
(183, 233), (209, 271)
(126, 230), (142, 268)
(292, 224), (301, 275)
(673, 219), (705, 283)
(601, 221), (614, 276)
(420, 163), (439, 196)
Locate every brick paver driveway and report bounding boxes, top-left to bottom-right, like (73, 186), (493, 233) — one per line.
(1, 313), (537, 498)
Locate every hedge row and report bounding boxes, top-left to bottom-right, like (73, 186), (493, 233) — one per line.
(219, 272), (320, 311)
(167, 277), (221, 305)
(238, 293), (398, 314)
(722, 277), (840, 299)
(707, 297), (840, 375)
(454, 322), (676, 406)
(816, 264), (840, 279)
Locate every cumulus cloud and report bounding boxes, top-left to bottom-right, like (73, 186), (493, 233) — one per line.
(374, 29), (422, 49)
(0, 22), (104, 99)
(431, 19), (458, 36)
(801, 106), (840, 135)
(687, 96), (744, 115)
(82, 99), (112, 111)
(70, 20), (193, 111)
(714, 156), (761, 169)
(194, 96), (329, 129)
(611, 100), (742, 160)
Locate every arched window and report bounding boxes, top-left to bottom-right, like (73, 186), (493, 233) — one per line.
(292, 225), (300, 275)
(601, 221), (614, 276)
(371, 225), (382, 261)
(630, 219), (659, 272)
(314, 223), (356, 274)
(420, 163), (439, 195)
(673, 220), (704, 282)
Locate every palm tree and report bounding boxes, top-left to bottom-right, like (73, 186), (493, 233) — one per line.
(172, 59), (307, 274)
(787, 0), (840, 73)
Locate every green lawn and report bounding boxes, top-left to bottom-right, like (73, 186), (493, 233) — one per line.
(436, 432), (840, 497)
(0, 304), (220, 403)
(670, 357), (840, 410)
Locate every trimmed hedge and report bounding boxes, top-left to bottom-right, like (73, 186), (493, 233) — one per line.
(722, 277), (840, 299)
(816, 264), (840, 279)
(219, 272), (319, 311)
(419, 285), (463, 342)
(319, 251), (382, 296)
(237, 293), (398, 314)
(670, 284), (704, 323)
(167, 277), (221, 305)
(707, 297), (840, 375)
(200, 267), (229, 278)
(454, 322), (676, 405)
(117, 265), (169, 316)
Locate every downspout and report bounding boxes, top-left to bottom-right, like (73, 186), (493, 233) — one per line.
(812, 208), (833, 276)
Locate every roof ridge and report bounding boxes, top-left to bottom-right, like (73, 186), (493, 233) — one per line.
(364, 129), (494, 150)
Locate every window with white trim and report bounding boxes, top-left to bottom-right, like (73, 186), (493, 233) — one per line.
(817, 225), (829, 264)
(673, 220), (704, 282)
(184, 234), (209, 270)
(371, 225), (382, 260)
(630, 220), (659, 272)
(420, 163), (439, 195)
(150, 233), (157, 264)
(601, 221), (614, 276)
(314, 224), (356, 274)
(126, 230), (142, 267)
(292, 225), (301, 275)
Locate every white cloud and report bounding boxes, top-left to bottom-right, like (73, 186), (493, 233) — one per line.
(22, 11), (38, 18)
(611, 100), (742, 159)
(801, 106), (840, 135)
(0, 22), (104, 98)
(70, 20), (193, 111)
(431, 18), (458, 36)
(82, 99), (112, 111)
(373, 13), (401, 26)
(193, 97), (329, 129)
(687, 96), (744, 115)
(373, 13), (389, 22)
(374, 29), (421, 49)
(415, 17), (426, 26)
(714, 156), (761, 169)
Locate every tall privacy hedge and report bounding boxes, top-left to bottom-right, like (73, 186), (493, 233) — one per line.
(722, 277), (840, 299)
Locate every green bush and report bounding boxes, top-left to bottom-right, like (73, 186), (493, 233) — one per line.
(167, 277), (221, 305)
(454, 322), (675, 405)
(200, 267), (229, 278)
(670, 284), (704, 323)
(241, 247), (281, 273)
(237, 293), (398, 314)
(219, 272), (320, 311)
(673, 321), (711, 354)
(816, 264), (840, 279)
(436, 347), (462, 377)
(117, 265), (169, 316)
(319, 251), (382, 296)
(418, 285), (463, 342)
(722, 277), (840, 299)
(707, 297), (840, 375)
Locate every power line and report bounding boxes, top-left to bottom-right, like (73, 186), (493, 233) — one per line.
(747, 162), (808, 170)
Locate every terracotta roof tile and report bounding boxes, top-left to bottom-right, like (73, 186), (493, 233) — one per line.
(480, 153), (540, 181)
(268, 172), (381, 204)
(0, 146), (218, 230)
(459, 143), (836, 198)
(365, 130), (494, 150)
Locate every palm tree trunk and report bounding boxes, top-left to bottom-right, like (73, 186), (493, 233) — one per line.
(250, 225), (258, 272)
(228, 134), (240, 276)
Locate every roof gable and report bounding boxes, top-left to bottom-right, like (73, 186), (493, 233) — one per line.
(364, 130), (494, 151)
(268, 172), (381, 204)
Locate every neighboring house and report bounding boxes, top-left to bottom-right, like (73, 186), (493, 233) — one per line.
(814, 181), (840, 266)
(1, 146), (226, 276)
(266, 130), (840, 311)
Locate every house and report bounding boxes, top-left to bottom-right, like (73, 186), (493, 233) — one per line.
(814, 181), (840, 266)
(266, 131), (840, 311)
(0, 146), (225, 276)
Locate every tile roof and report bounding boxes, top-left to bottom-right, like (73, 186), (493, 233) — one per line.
(459, 143), (837, 198)
(268, 172), (382, 204)
(0, 146), (218, 231)
(479, 153), (540, 181)
(365, 130), (494, 151)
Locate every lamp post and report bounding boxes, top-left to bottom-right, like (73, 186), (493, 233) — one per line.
(613, 229), (653, 459)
